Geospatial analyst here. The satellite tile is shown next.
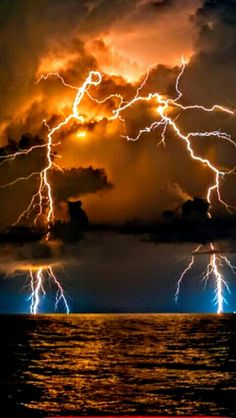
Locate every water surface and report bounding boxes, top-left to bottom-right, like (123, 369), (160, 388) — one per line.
(1, 314), (236, 417)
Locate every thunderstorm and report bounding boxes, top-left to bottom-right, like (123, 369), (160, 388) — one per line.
(1, 59), (236, 313)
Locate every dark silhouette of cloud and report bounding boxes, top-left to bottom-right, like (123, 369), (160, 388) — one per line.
(0, 135), (112, 230)
(51, 167), (112, 204)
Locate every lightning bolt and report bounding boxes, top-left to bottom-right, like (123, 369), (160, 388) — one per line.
(90, 57), (236, 313)
(28, 267), (69, 314)
(113, 57), (236, 314)
(1, 58), (236, 313)
(175, 244), (202, 304)
(1, 71), (103, 313)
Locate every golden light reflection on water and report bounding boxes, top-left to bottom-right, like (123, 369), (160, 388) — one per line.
(16, 314), (236, 415)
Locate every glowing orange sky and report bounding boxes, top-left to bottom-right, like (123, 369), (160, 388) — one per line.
(1, 0), (236, 227)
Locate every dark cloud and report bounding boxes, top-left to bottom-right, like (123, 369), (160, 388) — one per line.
(0, 135), (112, 229)
(51, 166), (112, 203)
(121, 196), (236, 245)
(0, 239), (77, 275)
(181, 0), (236, 107)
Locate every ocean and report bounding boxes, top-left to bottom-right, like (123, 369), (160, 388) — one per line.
(1, 314), (236, 417)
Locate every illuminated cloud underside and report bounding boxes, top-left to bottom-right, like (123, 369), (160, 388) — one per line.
(1, 56), (236, 313)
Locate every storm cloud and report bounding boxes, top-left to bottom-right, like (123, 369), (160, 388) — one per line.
(0, 0), (235, 226)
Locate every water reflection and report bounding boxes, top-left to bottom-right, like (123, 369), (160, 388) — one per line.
(1, 314), (236, 417)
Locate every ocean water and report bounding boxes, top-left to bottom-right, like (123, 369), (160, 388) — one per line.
(1, 314), (236, 417)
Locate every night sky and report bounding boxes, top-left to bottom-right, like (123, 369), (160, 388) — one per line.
(0, 0), (236, 313)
